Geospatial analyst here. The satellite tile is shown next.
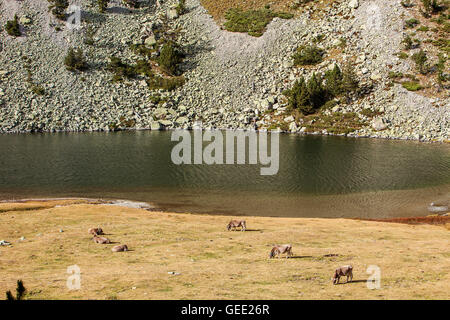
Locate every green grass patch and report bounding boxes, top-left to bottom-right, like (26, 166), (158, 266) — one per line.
(402, 81), (423, 91)
(224, 7), (293, 37)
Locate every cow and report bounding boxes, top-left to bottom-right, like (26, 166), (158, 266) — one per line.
(112, 244), (128, 252)
(92, 235), (111, 244)
(332, 265), (353, 284)
(227, 220), (246, 231)
(88, 227), (104, 235)
(269, 244), (293, 259)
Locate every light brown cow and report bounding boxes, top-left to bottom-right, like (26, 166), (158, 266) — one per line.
(227, 220), (246, 231)
(112, 245), (129, 252)
(88, 227), (104, 235)
(269, 244), (293, 259)
(332, 265), (353, 284)
(92, 235), (111, 244)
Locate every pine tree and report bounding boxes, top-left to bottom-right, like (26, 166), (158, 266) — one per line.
(341, 62), (359, 95)
(307, 73), (326, 110)
(324, 64), (343, 97)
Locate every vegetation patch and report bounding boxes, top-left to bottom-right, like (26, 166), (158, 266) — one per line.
(402, 81), (424, 91)
(284, 63), (359, 116)
(48, 0), (69, 21)
(5, 15), (21, 37)
(64, 48), (88, 72)
(292, 45), (325, 66)
(223, 7), (293, 37)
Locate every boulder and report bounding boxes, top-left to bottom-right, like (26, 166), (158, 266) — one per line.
(349, 0), (359, 9)
(372, 117), (388, 131)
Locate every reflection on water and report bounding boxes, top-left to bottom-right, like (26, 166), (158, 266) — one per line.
(0, 131), (448, 218)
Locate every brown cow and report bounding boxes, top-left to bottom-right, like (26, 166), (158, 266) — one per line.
(92, 235), (110, 244)
(88, 227), (104, 235)
(269, 244), (293, 259)
(332, 265), (353, 284)
(227, 220), (246, 231)
(112, 245), (128, 252)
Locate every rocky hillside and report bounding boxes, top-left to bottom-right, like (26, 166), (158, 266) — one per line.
(0, 0), (448, 141)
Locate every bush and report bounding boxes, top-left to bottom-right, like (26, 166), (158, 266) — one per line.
(107, 56), (136, 81)
(224, 7), (292, 37)
(157, 43), (184, 76)
(147, 75), (185, 91)
(411, 50), (429, 74)
(64, 48), (87, 72)
(176, 0), (186, 15)
(341, 62), (359, 94)
(5, 15), (21, 37)
(98, 0), (110, 13)
(422, 0), (443, 13)
(405, 18), (420, 28)
(402, 81), (423, 91)
(6, 280), (26, 301)
(48, 0), (69, 21)
(324, 64), (343, 97)
(292, 45), (324, 66)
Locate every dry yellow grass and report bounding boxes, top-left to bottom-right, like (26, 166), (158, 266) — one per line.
(200, 0), (337, 23)
(0, 200), (449, 300)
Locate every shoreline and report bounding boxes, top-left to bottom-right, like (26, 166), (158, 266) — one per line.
(1, 198), (448, 224)
(0, 127), (449, 144)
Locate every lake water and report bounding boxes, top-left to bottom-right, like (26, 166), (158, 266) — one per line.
(0, 131), (449, 218)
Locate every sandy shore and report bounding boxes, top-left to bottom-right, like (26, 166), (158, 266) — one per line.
(0, 199), (449, 299)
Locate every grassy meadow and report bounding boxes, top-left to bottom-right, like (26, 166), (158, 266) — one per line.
(0, 200), (449, 299)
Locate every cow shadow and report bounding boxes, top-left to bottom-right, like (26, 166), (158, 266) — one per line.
(288, 255), (313, 259)
(335, 279), (368, 285)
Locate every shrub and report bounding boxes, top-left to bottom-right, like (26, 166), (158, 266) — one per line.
(176, 0), (186, 15)
(422, 0), (443, 13)
(48, 0), (69, 21)
(324, 64), (343, 97)
(157, 43), (184, 76)
(402, 35), (414, 49)
(411, 50), (429, 74)
(98, 0), (110, 13)
(224, 7), (292, 37)
(417, 26), (430, 32)
(292, 45), (324, 66)
(285, 77), (312, 114)
(402, 81), (423, 91)
(107, 56), (136, 81)
(6, 280), (26, 301)
(396, 52), (409, 59)
(341, 62), (359, 95)
(405, 18), (420, 28)
(5, 15), (21, 37)
(401, 0), (415, 8)
(64, 48), (87, 72)
(147, 75), (185, 91)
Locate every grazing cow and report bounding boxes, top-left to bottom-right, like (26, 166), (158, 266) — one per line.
(269, 244), (293, 259)
(332, 265), (353, 284)
(227, 220), (246, 231)
(92, 235), (111, 244)
(88, 227), (104, 235)
(112, 244), (128, 252)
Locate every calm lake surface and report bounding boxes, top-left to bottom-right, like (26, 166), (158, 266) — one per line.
(0, 131), (449, 218)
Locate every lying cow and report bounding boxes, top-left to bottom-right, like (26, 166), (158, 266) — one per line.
(92, 235), (110, 244)
(332, 265), (353, 284)
(227, 220), (246, 231)
(269, 244), (293, 259)
(112, 244), (128, 252)
(88, 227), (104, 235)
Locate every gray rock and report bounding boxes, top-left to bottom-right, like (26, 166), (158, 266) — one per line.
(372, 117), (388, 131)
